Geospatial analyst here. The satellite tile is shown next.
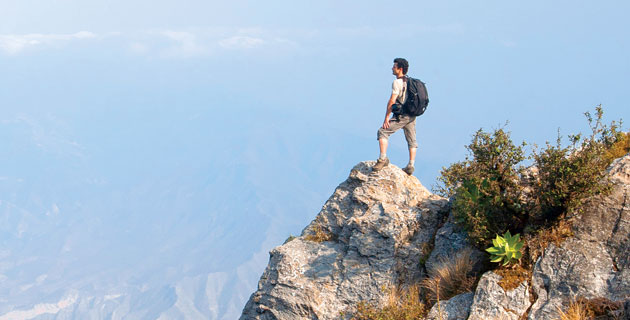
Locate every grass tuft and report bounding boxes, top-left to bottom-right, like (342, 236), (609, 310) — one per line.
(304, 218), (335, 242)
(351, 285), (427, 320)
(421, 248), (477, 305)
(555, 300), (594, 320)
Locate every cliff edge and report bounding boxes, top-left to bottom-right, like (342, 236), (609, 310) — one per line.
(240, 155), (630, 319)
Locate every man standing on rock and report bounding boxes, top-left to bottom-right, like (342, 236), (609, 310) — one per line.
(373, 58), (417, 175)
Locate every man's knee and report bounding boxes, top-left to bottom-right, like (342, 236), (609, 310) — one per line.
(377, 127), (392, 141)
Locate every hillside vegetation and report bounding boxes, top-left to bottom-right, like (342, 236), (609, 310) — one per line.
(352, 106), (629, 319)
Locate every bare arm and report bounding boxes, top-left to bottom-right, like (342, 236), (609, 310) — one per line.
(382, 93), (398, 129)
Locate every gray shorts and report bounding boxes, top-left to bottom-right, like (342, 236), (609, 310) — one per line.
(377, 114), (418, 149)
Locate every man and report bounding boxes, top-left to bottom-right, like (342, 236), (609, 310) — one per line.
(373, 58), (417, 175)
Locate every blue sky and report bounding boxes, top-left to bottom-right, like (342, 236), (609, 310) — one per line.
(1, 1), (629, 318)
(3, 1), (628, 175)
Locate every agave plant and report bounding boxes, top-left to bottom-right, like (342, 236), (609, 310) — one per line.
(485, 231), (523, 266)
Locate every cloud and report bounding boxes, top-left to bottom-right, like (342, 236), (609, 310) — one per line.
(218, 36), (265, 49)
(0, 31), (96, 55)
(159, 30), (209, 57)
(126, 28), (295, 58)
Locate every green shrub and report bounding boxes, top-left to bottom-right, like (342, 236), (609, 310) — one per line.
(437, 127), (527, 247)
(530, 106), (622, 224)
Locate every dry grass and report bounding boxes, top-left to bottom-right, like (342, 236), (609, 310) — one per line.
(524, 219), (573, 265)
(495, 264), (531, 291)
(555, 300), (594, 320)
(304, 219), (334, 242)
(421, 248), (477, 305)
(580, 297), (623, 317)
(554, 297), (625, 320)
(604, 132), (630, 164)
(351, 285), (427, 320)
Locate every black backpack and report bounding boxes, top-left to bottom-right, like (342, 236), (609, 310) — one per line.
(402, 76), (429, 116)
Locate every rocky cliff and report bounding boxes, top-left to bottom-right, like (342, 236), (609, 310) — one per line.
(240, 155), (630, 319)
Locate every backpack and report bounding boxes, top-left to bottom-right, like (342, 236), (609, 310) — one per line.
(402, 76), (429, 116)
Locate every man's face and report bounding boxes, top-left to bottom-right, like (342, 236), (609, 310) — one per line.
(392, 63), (402, 76)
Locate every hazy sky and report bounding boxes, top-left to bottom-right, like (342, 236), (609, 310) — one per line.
(2, 2), (628, 182)
(1, 1), (629, 318)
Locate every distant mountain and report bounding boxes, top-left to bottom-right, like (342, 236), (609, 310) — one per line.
(0, 108), (370, 319)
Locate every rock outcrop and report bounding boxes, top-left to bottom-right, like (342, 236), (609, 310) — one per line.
(241, 154), (630, 319)
(467, 272), (531, 320)
(240, 162), (449, 319)
(425, 292), (473, 320)
(527, 154), (630, 319)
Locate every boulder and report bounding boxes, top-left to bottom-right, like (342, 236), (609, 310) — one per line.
(467, 271), (531, 320)
(239, 162), (448, 319)
(425, 292), (474, 320)
(528, 154), (630, 319)
(425, 216), (485, 276)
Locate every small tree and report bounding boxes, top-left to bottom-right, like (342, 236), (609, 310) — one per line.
(530, 105), (621, 224)
(437, 126), (527, 247)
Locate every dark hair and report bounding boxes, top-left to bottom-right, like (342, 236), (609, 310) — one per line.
(393, 58), (409, 75)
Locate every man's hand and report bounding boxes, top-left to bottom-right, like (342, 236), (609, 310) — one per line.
(382, 93), (397, 130)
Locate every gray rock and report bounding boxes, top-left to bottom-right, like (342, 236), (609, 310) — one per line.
(528, 154), (630, 320)
(425, 217), (485, 276)
(425, 292), (474, 320)
(467, 271), (531, 320)
(240, 154), (630, 320)
(240, 162), (449, 319)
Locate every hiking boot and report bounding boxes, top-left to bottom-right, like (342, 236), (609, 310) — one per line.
(373, 157), (389, 171)
(402, 165), (415, 175)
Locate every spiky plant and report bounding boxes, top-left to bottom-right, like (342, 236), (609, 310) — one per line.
(486, 231), (523, 266)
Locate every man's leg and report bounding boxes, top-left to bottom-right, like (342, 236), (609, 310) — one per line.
(379, 138), (388, 159)
(375, 120), (401, 171)
(402, 116), (418, 175)
(409, 147), (417, 163)
(373, 138), (390, 171)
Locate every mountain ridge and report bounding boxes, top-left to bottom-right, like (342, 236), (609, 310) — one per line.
(240, 156), (630, 319)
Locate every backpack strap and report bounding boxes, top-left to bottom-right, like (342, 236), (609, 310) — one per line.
(399, 76), (408, 104)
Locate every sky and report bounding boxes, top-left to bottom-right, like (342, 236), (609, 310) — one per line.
(2, 1), (629, 177)
(1, 1), (629, 318)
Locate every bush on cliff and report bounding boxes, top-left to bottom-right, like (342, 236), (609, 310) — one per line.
(530, 106), (623, 225)
(436, 126), (527, 247)
(436, 106), (626, 249)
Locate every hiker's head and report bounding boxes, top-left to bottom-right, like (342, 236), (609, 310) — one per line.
(393, 58), (409, 75)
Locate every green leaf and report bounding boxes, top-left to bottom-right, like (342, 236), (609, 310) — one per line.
(495, 235), (505, 246)
(486, 247), (500, 254)
(491, 256), (503, 263)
